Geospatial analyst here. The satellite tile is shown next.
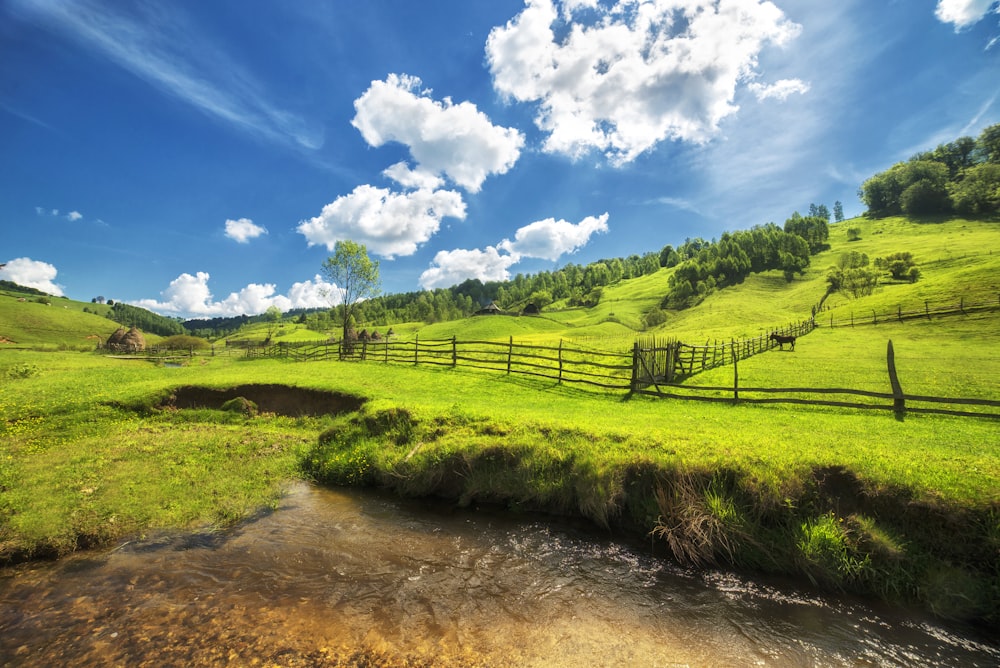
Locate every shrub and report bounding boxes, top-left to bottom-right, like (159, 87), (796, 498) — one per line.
(6, 363), (40, 379)
(220, 396), (258, 417)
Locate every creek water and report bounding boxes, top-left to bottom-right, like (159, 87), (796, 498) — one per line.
(1, 482), (997, 667)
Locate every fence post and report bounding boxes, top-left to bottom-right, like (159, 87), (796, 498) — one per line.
(452, 336), (457, 367)
(361, 339), (367, 362)
(873, 310), (877, 325)
(925, 300), (930, 320)
(732, 339), (739, 403)
(851, 312), (854, 327)
(414, 335), (419, 366)
(558, 339), (564, 384)
(507, 336), (513, 375)
(887, 339), (905, 420)
(898, 305), (902, 322)
(630, 342), (639, 392)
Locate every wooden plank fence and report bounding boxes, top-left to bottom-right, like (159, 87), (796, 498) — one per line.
(241, 317), (997, 420)
(634, 340), (1000, 420)
(820, 292), (999, 328)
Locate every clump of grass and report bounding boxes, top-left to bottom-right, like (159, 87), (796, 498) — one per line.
(220, 396), (258, 418)
(5, 362), (40, 379)
(796, 513), (873, 587)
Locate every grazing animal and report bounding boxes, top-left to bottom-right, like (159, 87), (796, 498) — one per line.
(770, 332), (796, 351)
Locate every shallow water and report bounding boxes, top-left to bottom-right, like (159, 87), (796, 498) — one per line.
(1, 482), (997, 666)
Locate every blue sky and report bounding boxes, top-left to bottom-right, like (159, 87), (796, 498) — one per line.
(2, 0), (998, 318)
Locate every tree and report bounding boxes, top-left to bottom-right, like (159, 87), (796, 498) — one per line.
(263, 305), (282, 343)
(950, 163), (1000, 216)
(833, 201), (844, 222)
(320, 240), (381, 342)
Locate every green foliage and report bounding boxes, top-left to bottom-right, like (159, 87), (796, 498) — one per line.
(860, 123), (1000, 218)
(846, 226), (862, 242)
(321, 240), (382, 340)
(661, 224), (812, 309)
(784, 211), (830, 253)
(220, 396), (259, 418)
(109, 302), (184, 337)
(5, 363), (41, 379)
(875, 252), (919, 282)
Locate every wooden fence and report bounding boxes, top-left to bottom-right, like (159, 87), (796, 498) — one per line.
(252, 336), (635, 390)
(242, 315), (997, 420)
(634, 339), (1000, 420)
(632, 318), (815, 385)
(820, 292), (999, 328)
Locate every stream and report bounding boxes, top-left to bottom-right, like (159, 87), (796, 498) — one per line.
(1, 482), (997, 666)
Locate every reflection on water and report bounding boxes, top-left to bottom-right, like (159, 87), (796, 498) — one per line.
(1, 483), (998, 666)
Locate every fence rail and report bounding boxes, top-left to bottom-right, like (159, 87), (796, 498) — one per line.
(821, 292), (999, 328)
(239, 299), (998, 420)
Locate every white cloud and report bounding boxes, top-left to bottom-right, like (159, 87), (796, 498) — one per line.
(224, 217), (268, 243)
(498, 213), (609, 261)
(419, 212), (609, 289)
(935, 0), (999, 29)
(419, 247), (519, 290)
(0, 257), (65, 296)
(487, 0), (805, 164)
(67, 210), (83, 221)
(352, 73), (525, 192)
(382, 161), (445, 191)
(296, 184), (467, 259)
(134, 272), (339, 318)
(748, 78), (811, 102)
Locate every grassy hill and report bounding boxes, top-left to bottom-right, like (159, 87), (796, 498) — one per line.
(398, 215), (999, 346)
(0, 288), (121, 349)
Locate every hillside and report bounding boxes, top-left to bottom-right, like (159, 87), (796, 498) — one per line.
(0, 288), (121, 348)
(396, 216), (998, 346)
(4, 216), (996, 350)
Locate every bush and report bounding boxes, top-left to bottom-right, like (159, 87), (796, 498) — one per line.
(6, 363), (40, 379)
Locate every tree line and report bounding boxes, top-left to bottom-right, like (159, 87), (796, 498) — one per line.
(657, 212), (828, 311)
(859, 123), (1000, 218)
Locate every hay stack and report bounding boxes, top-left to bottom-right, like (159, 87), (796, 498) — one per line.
(107, 327), (127, 348)
(121, 327), (146, 352)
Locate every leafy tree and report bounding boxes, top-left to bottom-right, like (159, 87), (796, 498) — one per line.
(875, 252), (920, 282)
(263, 304), (282, 343)
(949, 163), (1000, 216)
(783, 212), (829, 253)
(833, 200), (844, 223)
(846, 227), (861, 242)
(974, 123), (1000, 164)
(320, 240), (381, 342)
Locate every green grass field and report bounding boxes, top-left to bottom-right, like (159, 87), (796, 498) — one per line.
(1, 214), (998, 622)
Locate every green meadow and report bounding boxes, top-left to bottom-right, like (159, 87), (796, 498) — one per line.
(1, 216), (999, 623)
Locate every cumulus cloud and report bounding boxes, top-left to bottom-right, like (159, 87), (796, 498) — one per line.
(0, 257), (65, 296)
(419, 247), (520, 290)
(352, 73), (525, 193)
(419, 212), (609, 289)
(487, 0), (805, 164)
(296, 184), (467, 259)
(134, 271), (338, 317)
(67, 210), (83, 221)
(935, 0), (999, 29)
(497, 213), (609, 261)
(224, 217), (268, 243)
